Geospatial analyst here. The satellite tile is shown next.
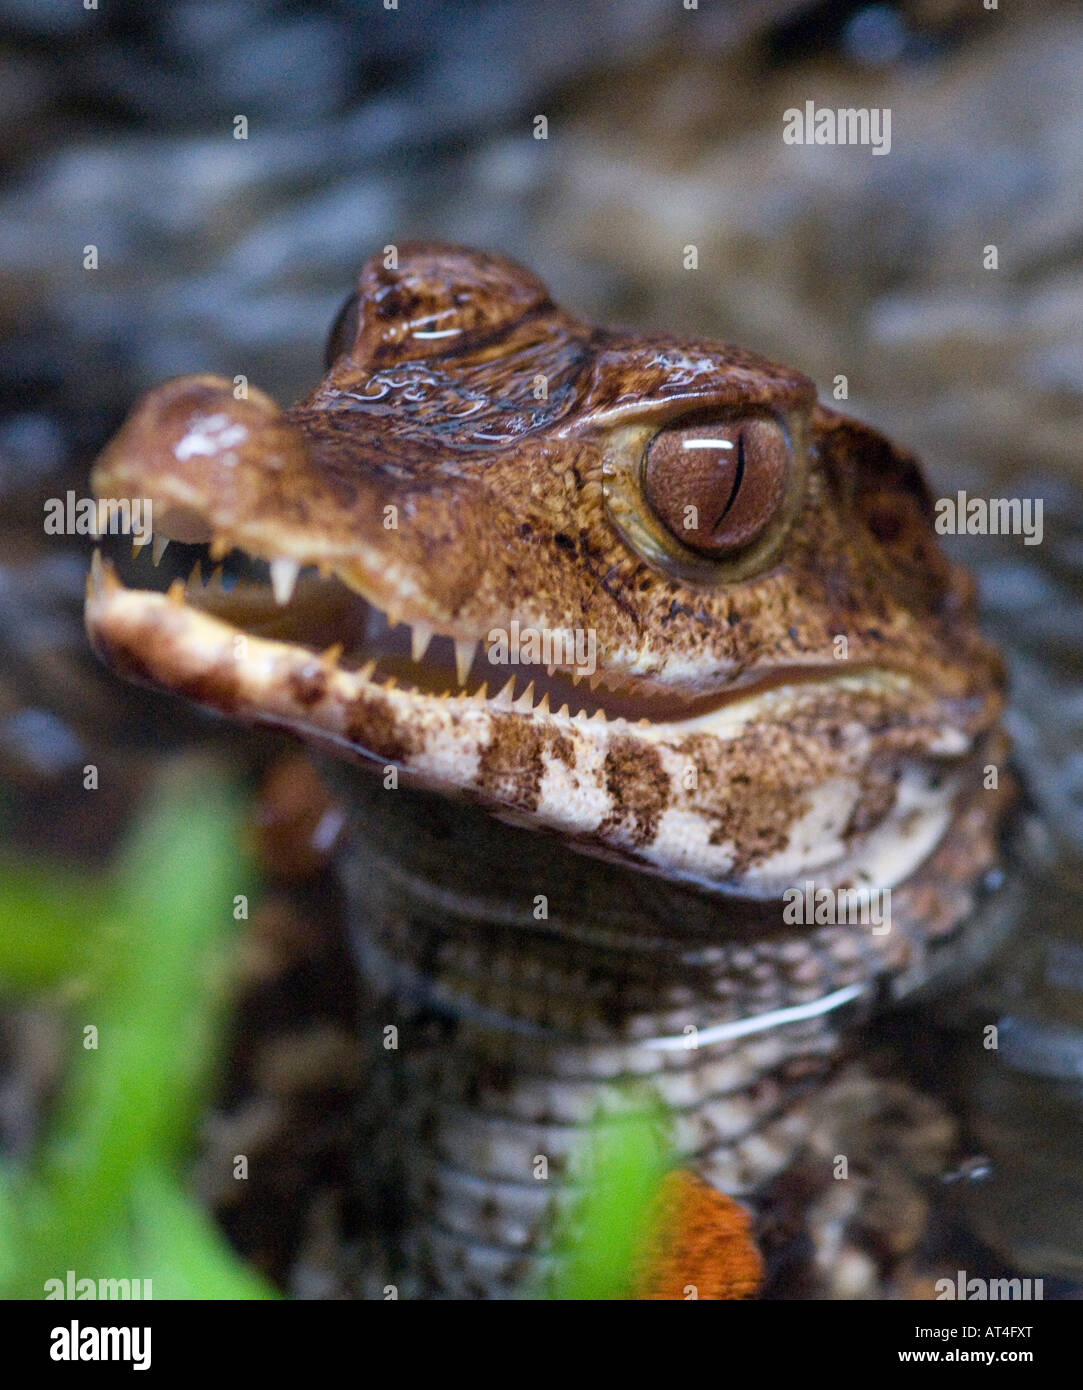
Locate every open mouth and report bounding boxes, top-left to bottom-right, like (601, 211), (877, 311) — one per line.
(90, 534), (677, 724)
(90, 532), (887, 727)
(84, 529), (976, 897)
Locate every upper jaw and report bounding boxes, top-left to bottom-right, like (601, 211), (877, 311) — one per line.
(86, 370), (1002, 732)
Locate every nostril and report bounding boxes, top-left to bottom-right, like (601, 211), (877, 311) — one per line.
(91, 374), (306, 534)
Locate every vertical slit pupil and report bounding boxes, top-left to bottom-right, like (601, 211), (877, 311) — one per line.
(712, 431), (745, 534)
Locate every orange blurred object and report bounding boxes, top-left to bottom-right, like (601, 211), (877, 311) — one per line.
(633, 1170), (763, 1300)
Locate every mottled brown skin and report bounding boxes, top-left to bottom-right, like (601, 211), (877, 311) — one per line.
(86, 242), (1004, 891)
(92, 248), (992, 685)
(84, 244), (1011, 1296)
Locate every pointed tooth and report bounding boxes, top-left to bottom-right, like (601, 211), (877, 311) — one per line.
(535, 691), (550, 714)
(152, 535), (170, 566)
(471, 681), (489, 701)
(571, 670), (584, 686)
(167, 578), (185, 605)
(270, 557), (300, 606)
(358, 660), (377, 681)
(591, 708), (607, 723)
(321, 643), (344, 666)
(588, 671), (603, 690)
(513, 680), (536, 713)
(411, 623), (434, 663)
(454, 638), (478, 686)
(556, 703), (571, 719)
(493, 676), (516, 709)
(546, 663), (557, 678)
(132, 536), (150, 560)
(209, 536), (229, 562)
(187, 558), (204, 590)
(208, 565), (225, 591)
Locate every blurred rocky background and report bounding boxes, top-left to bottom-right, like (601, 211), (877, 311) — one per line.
(1, 0), (1080, 1295)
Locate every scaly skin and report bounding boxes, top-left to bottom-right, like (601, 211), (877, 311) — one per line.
(84, 244), (1010, 1296)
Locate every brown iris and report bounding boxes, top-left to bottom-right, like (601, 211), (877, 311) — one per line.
(643, 417), (790, 556)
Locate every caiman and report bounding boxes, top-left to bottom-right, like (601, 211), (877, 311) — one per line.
(84, 243), (1013, 1298)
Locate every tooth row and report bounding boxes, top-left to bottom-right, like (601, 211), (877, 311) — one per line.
(317, 604), (610, 720)
(94, 550), (614, 724)
(126, 534), (612, 720)
(138, 535), (481, 694)
(131, 534), (171, 566)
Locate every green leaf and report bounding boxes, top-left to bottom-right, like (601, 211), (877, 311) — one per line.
(131, 1167), (274, 1300)
(0, 863), (106, 990)
(546, 1096), (672, 1300)
(1, 757), (274, 1299)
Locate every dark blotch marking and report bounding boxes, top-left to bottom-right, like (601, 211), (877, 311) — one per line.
(599, 737), (670, 847)
(344, 692), (420, 763)
(288, 663), (328, 708)
(476, 721), (547, 810)
(475, 723), (575, 810)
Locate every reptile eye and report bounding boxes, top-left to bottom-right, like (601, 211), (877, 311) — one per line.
(602, 409), (807, 587)
(644, 419), (789, 556)
(324, 292), (360, 368)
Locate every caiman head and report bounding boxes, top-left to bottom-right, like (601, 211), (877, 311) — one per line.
(85, 243), (1006, 897)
